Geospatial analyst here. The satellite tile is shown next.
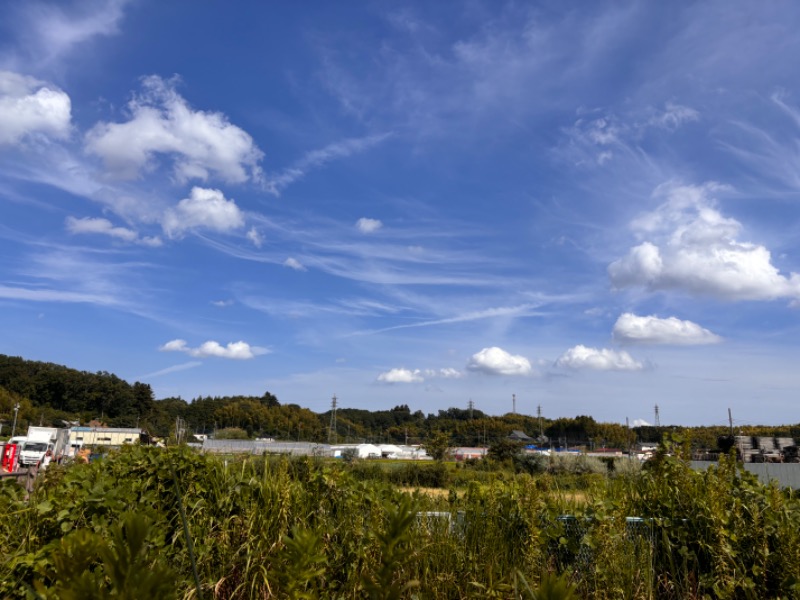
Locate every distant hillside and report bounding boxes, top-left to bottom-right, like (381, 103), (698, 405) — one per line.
(0, 354), (156, 426)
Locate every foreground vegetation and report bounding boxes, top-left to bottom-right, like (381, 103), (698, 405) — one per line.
(2, 437), (800, 599)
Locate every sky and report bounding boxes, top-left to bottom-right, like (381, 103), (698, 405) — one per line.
(2, 1), (800, 426)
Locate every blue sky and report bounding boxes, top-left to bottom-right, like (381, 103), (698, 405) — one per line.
(2, 1), (800, 426)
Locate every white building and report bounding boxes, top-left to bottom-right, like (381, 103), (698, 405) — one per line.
(69, 427), (145, 448)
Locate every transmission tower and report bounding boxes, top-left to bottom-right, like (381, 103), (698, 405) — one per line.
(328, 394), (338, 444)
(654, 404), (661, 428)
(537, 404), (543, 437)
(512, 393), (516, 415)
(468, 399), (474, 419)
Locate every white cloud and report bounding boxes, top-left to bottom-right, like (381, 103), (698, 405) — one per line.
(377, 367), (424, 383)
(85, 75), (263, 183)
(265, 134), (391, 195)
(0, 71), (71, 145)
(139, 361), (202, 380)
(555, 345), (643, 371)
(284, 257), (307, 271)
(25, 0), (130, 66)
(356, 217), (383, 234)
(429, 367), (463, 379)
(613, 313), (721, 345)
(650, 102), (699, 130)
(159, 338), (268, 360)
(377, 366), (463, 383)
(162, 187), (244, 238)
(65, 215), (162, 247)
(0, 284), (117, 306)
(246, 227), (263, 248)
(467, 346), (532, 376)
(609, 182), (800, 301)
(560, 102), (698, 166)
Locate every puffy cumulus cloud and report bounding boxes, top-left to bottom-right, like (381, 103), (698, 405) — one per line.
(377, 368), (424, 383)
(0, 71), (71, 145)
(284, 257), (307, 271)
(85, 75), (263, 182)
(162, 187), (244, 238)
(65, 216), (162, 247)
(377, 366), (463, 383)
(609, 182), (800, 301)
(613, 313), (721, 345)
(356, 217), (383, 233)
(555, 345), (643, 371)
(159, 338), (268, 360)
(467, 347), (532, 376)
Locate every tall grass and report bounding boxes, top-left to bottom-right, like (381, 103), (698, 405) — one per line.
(1, 443), (799, 598)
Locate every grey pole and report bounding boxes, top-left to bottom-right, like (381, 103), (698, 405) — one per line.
(11, 403), (20, 438)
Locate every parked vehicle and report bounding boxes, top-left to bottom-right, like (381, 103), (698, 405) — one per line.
(18, 427), (69, 467)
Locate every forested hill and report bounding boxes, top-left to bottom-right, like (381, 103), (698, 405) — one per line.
(0, 354), (297, 439)
(0, 354), (155, 426)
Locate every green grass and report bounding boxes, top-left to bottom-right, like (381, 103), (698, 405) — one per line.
(1, 442), (799, 599)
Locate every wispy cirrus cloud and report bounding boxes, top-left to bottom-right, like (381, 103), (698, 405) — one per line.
(354, 303), (546, 336)
(138, 360), (202, 380)
(0, 283), (119, 305)
(264, 134), (391, 195)
(4, 0), (131, 69)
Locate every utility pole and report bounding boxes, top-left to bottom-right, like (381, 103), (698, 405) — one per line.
(728, 408), (733, 437)
(626, 416), (632, 455)
(328, 394), (338, 444)
(512, 393), (516, 415)
(11, 403), (20, 438)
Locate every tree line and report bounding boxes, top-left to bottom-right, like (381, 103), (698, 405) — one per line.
(1, 354), (799, 448)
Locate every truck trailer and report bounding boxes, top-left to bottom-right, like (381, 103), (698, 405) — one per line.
(19, 427), (69, 467)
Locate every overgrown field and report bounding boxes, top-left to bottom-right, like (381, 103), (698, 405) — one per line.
(2, 441), (800, 599)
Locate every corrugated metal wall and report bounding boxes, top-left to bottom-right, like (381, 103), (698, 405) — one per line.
(692, 461), (800, 489)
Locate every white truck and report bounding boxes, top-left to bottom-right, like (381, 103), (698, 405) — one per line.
(19, 427), (70, 467)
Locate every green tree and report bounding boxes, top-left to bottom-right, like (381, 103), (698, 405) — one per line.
(423, 431), (451, 461)
(487, 437), (524, 463)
